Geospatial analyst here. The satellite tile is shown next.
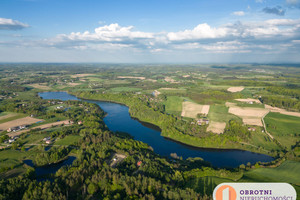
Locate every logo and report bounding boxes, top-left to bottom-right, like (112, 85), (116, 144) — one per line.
(213, 183), (297, 200)
(215, 185), (237, 200)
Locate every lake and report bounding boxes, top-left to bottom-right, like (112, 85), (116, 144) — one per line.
(39, 91), (274, 168)
(23, 156), (76, 178)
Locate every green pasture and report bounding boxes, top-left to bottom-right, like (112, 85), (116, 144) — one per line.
(164, 96), (182, 115)
(110, 87), (141, 92)
(241, 160), (300, 185)
(207, 104), (242, 123)
(54, 135), (82, 145)
(264, 112), (300, 149)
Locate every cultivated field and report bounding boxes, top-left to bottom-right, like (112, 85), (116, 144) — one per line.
(227, 105), (269, 126)
(164, 77), (179, 83)
(207, 121), (226, 134)
(0, 113), (18, 121)
(227, 87), (244, 93)
(117, 76), (145, 80)
(68, 82), (81, 86)
(26, 84), (51, 90)
(71, 74), (94, 78)
(181, 101), (210, 118)
(264, 112), (300, 149)
(235, 98), (261, 104)
(7, 120), (72, 137)
(265, 104), (300, 118)
(0, 117), (43, 131)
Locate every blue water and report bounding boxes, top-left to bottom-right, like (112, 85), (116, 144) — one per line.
(23, 156), (76, 177)
(39, 91), (274, 168)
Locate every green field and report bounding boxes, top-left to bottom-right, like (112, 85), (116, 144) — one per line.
(264, 112), (300, 149)
(0, 149), (35, 169)
(0, 112), (27, 124)
(110, 87), (141, 92)
(164, 96), (182, 115)
(54, 135), (82, 145)
(207, 104), (242, 123)
(249, 129), (281, 152)
(20, 133), (49, 145)
(241, 161), (300, 185)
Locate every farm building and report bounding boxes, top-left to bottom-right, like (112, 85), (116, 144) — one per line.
(197, 119), (209, 125)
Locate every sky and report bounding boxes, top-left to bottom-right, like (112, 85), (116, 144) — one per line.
(0, 0), (300, 63)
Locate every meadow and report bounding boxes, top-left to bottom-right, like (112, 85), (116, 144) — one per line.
(264, 112), (300, 149)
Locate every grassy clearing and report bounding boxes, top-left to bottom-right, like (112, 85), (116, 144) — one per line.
(207, 104), (242, 123)
(20, 133), (49, 144)
(241, 161), (300, 185)
(235, 102), (265, 108)
(110, 87), (141, 92)
(248, 128), (281, 151)
(54, 135), (82, 145)
(164, 96), (182, 115)
(186, 176), (233, 196)
(264, 112), (300, 149)
(0, 149), (35, 168)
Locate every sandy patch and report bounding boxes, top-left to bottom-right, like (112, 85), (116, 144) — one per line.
(181, 101), (210, 118)
(235, 98), (261, 104)
(164, 77), (179, 83)
(27, 84), (51, 90)
(201, 105), (210, 115)
(207, 121), (226, 134)
(227, 87), (244, 93)
(7, 120), (71, 137)
(71, 74), (94, 78)
(68, 82), (81, 86)
(117, 76), (145, 80)
(0, 113), (18, 121)
(0, 117), (44, 131)
(182, 75), (190, 78)
(228, 107), (269, 126)
(265, 104), (300, 118)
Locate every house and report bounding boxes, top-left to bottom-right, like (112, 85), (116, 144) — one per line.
(248, 127), (256, 132)
(78, 121), (83, 125)
(7, 126), (19, 132)
(43, 137), (51, 141)
(45, 140), (52, 144)
(197, 119), (209, 125)
(137, 161), (142, 167)
(8, 138), (15, 143)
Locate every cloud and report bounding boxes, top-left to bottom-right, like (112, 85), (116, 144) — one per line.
(0, 18), (29, 30)
(256, 0), (264, 3)
(232, 11), (245, 16)
(9, 18), (299, 60)
(263, 6), (286, 16)
(167, 23), (228, 41)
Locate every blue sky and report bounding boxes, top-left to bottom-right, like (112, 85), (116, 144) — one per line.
(0, 0), (300, 63)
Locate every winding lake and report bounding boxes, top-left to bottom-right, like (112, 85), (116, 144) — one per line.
(39, 92), (274, 168)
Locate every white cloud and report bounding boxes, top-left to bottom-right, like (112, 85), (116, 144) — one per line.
(0, 18), (29, 30)
(13, 18), (299, 61)
(167, 23), (228, 41)
(232, 11), (245, 16)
